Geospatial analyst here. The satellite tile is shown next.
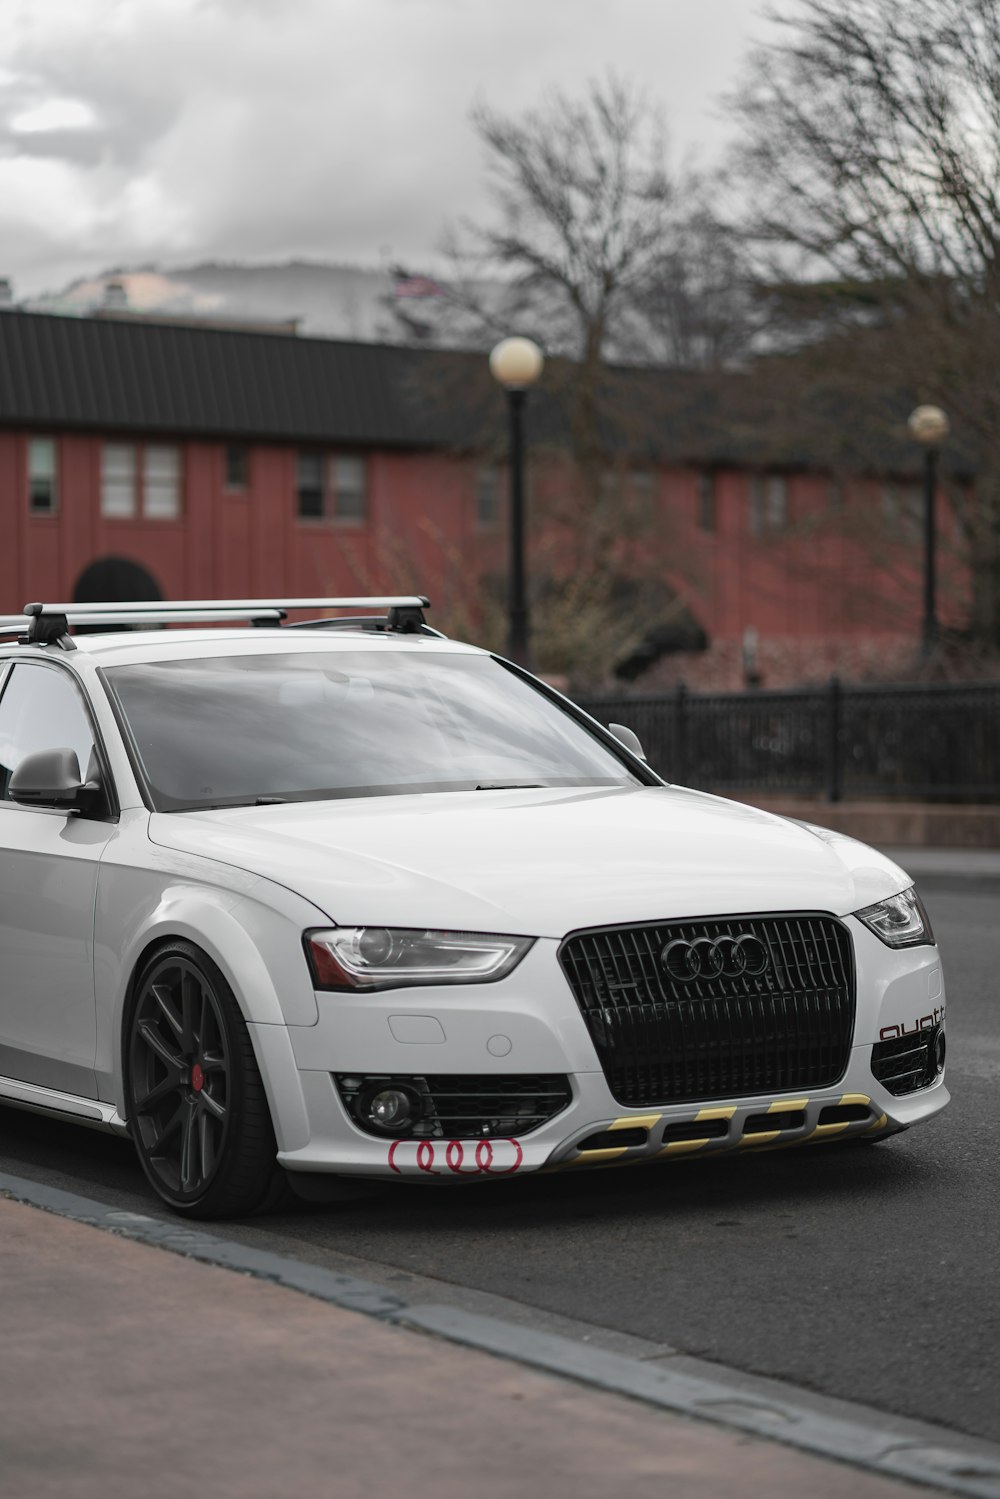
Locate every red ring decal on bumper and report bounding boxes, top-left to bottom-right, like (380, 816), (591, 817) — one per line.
(387, 1138), (524, 1175)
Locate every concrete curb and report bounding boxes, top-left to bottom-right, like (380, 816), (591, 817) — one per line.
(3, 1168), (999, 1499)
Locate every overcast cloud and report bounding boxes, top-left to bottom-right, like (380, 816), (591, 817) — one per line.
(0, 0), (776, 298)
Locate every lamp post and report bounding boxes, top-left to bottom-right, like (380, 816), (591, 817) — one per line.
(490, 336), (544, 666)
(907, 404), (950, 658)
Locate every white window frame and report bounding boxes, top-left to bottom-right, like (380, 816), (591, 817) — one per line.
(143, 445), (182, 520)
(330, 455), (368, 524)
(101, 443), (138, 519)
(750, 473), (788, 535)
(475, 467), (501, 529)
(28, 437), (58, 515)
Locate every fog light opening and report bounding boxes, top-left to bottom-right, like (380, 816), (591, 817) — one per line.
(355, 1081), (422, 1137)
(934, 1030), (947, 1075)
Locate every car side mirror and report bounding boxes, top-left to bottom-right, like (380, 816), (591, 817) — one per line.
(608, 723), (647, 762)
(8, 748), (100, 811)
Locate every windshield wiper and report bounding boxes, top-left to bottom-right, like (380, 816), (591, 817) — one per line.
(172, 796), (289, 812)
(475, 782), (546, 791)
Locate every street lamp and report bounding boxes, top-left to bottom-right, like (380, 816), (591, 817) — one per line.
(907, 404), (950, 657)
(489, 336), (544, 666)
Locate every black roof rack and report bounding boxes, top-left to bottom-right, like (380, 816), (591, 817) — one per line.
(288, 611), (443, 638)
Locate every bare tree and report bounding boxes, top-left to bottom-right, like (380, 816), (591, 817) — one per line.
(469, 76), (678, 364)
(727, 0), (1000, 647)
(383, 74), (753, 376)
(377, 78), (756, 682)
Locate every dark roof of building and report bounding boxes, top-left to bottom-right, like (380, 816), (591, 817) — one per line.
(0, 307), (965, 479)
(0, 308), (478, 448)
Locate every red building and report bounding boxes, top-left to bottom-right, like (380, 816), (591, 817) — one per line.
(0, 309), (961, 687)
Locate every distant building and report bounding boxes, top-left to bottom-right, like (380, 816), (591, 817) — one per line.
(0, 308), (963, 688)
(24, 262), (396, 341)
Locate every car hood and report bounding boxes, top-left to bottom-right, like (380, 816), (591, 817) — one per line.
(147, 785), (911, 938)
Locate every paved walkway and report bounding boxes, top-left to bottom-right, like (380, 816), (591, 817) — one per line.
(0, 1195), (938, 1499)
(740, 797), (1000, 850)
(881, 846), (1000, 879)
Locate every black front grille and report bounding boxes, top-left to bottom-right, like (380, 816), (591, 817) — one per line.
(335, 1073), (571, 1139)
(871, 1026), (942, 1096)
(559, 913), (855, 1107)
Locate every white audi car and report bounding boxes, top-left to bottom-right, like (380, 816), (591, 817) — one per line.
(0, 597), (948, 1218)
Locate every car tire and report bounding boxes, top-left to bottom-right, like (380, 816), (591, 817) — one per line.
(124, 940), (279, 1219)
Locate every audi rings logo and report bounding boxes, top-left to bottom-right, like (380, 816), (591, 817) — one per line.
(387, 1137), (524, 1176)
(661, 934), (769, 982)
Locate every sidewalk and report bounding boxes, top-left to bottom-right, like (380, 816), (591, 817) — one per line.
(880, 846), (1000, 881)
(0, 1194), (935, 1499)
(737, 797), (1000, 849)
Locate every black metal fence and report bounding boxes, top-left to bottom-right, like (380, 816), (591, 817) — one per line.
(576, 679), (1000, 802)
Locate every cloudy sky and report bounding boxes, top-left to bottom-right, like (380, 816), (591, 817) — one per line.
(1, 0), (776, 298)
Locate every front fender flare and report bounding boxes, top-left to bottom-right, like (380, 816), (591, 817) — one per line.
(97, 879), (321, 1126)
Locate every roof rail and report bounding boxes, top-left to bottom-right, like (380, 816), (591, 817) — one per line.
(29, 596), (430, 614)
(0, 597), (431, 650)
(286, 614), (446, 638)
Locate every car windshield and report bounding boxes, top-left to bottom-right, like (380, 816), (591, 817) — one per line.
(103, 650), (641, 811)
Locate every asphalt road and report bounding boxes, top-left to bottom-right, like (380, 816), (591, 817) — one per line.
(2, 883), (997, 1444)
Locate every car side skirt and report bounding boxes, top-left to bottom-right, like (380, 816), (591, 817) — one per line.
(0, 1074), (129, 1135)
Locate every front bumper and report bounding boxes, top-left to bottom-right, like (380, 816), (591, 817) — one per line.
(270, 1057), (948, 1179)
(251, 922), (949, 1181)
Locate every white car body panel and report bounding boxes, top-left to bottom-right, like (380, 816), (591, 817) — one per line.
(0, 627), (950, 1198)
(0, 804), (111, 1096)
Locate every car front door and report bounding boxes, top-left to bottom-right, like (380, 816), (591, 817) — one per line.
(0, 658), (115, 1098)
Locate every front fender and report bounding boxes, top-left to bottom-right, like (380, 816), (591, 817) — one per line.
(95, 860), (325, 1115)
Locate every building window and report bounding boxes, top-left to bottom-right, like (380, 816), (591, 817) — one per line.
(750, 473), (788, 535)
(28, 438), (57, 514)
(476, 467), (501, 528)
(297, 452), (324, 518)
(331, 455), (368, 523)
(697, 472), (716, 531)
(143, 446), (181, 519)
(102, 443), (137, 518)
(881, 482), (921, 541)
(766, 475), (789, 530)
(226, 444), (249, 489)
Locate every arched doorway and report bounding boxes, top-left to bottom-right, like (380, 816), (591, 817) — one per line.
(73, 557), (162, 605)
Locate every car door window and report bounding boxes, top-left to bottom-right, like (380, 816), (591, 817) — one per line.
(0, 664), (97, 803)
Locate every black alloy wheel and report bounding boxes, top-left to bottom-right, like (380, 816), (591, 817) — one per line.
(126, 941), (278, 1218)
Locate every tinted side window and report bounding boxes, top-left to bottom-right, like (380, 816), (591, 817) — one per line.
(0, 665), (96, 803)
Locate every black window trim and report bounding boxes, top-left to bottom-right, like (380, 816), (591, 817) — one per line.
(0, 654), (121, 822)
(491, 655), (664, 788)
(95, 664), (156, 813)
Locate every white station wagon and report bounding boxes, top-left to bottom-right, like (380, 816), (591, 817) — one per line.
(0, 597), (948, 1217)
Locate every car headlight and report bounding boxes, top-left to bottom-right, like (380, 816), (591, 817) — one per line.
(304, 927), (535, 990)
(853, 886), (934, 948)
